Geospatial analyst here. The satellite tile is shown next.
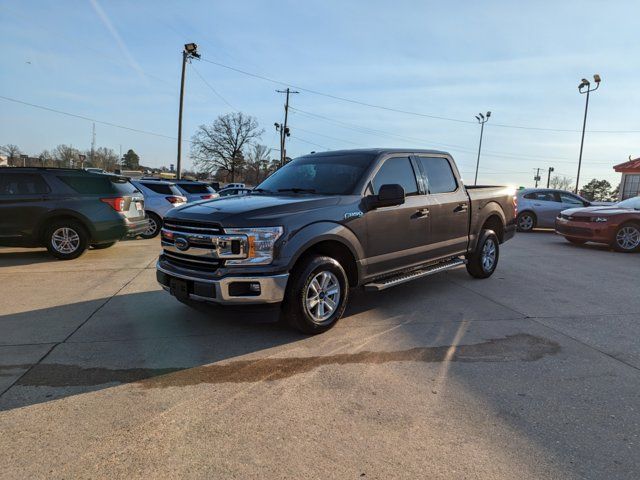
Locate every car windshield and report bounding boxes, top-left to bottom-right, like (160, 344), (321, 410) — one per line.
(255, 154), (374, 195)
(616, 196), (640, 209)
(178, 183), (214, 194)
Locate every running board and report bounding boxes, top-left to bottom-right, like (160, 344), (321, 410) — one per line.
(363, 258), (467, 292)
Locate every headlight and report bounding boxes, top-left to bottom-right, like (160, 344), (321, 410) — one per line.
(590, 217), (608, 223)
(224, 227), (283, 265)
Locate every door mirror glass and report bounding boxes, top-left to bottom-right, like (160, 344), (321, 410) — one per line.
(369, 184), (405, 208)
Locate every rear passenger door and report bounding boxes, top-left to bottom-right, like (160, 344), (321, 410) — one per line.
(415, 156), (469, 259)
(523, 191), (561, 227)
(0, 172), (52, 243)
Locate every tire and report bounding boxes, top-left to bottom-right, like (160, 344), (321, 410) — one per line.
(566, 237), (586, 245)
(90, 241), (117, 249)
(281, 255), (349, 334)
(139, 212), (161, 239)
(466, 229), (500, 279)
(45, 220), (89, 260)
(612, 223), (640, 253)
(517, 212), (536, 232)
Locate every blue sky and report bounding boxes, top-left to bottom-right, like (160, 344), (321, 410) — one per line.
(1, 0), (639, 188)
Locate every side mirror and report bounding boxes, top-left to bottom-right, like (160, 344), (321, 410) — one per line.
(583, 201), (591, 207)
(369, 184), (405, 209)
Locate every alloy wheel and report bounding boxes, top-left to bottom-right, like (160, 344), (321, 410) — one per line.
(616, 226), (640, 251)
(305, 270), (341, 324)
(51, 227), (80, 254)
(518, 214), (534, 231)
(144, 217), (158, 237)
(481, 238), (497, 272)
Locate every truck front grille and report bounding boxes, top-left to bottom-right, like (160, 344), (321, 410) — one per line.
(161, 220), (225, 272)
(163, 219), (223, 235)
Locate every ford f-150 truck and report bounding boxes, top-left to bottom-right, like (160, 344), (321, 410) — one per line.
(157, 149), (517, 333)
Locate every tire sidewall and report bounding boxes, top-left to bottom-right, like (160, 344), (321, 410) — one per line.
(140, 212), (161, 239)
(467, 230), (500, 278)
(45, 221), (89, 260)
(517, 212), (535, 232)
(286, 256), (349, 334)
(612, 223), (640, 253)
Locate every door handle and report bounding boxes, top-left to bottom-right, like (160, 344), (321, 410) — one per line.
(415, 208), (430, 217)
(454, 204), (468, 213)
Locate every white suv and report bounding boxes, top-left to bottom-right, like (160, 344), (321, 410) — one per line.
(131, 180), (186, 238)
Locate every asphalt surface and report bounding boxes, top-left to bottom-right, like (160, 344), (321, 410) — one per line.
(0, 232), (639, 479)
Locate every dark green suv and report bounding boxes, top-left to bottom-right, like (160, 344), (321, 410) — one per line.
(0, 168), (148, 259)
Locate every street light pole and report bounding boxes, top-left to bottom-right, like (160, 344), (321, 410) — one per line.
(547, 167), (554, 188)
(474, 111), (491, 186)
(176, 43), (200, 180)
(276, 88), (299, 166)
(575, 74), (601, 194)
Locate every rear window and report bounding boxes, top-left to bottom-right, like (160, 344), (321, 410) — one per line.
(58, 175), (139, 195)
(178, 183), (213, 194)
(0, 173), (50, 195)
(141, 182), (179, 195)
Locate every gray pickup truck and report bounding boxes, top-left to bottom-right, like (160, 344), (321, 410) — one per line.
(157, 149), (517, 333)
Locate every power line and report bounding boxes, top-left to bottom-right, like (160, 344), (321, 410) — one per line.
(199, 57), (640, 134)
(0, 94), (190, 143)
(191, 64), (237, 110)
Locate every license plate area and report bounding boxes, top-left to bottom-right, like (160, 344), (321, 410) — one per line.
(169, 278), (189, 300)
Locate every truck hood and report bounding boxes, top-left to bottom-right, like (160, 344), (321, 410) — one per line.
(562, 206), (632, 217)
(166, 194), (341, 226)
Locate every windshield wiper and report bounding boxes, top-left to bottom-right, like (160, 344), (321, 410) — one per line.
(251, 188), (272, 194)
(277, 188), (316, 194)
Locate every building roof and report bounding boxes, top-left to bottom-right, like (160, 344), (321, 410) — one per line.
(614, 157), (640, 173)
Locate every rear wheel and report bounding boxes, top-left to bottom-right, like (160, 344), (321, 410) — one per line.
(466, 230), (499, 279)
(612, 223), (640, 253)
(45, 220), (89, 260)
(566, 237), (586, 245)
(517, 212), (536, 232)
(140, 212), (161, 239)
(282, 255), (349, 334)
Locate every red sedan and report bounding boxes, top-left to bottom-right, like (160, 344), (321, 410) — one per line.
(555, 196), (640, 252)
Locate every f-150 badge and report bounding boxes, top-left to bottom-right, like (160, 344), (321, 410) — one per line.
(344, 211), (363, 219)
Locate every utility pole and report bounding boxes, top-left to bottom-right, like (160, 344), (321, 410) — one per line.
(474, 111), (491, 185)
(177, 43), (200, 180)
(575, 74), (601, 194)
(534, 168), (542, 188)
(546, 167), (555, 188)
(90, 122), (96, 165)
(276, 88), (299, 166)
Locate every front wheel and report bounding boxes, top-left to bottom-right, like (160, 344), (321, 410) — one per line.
(612, 223), (640, 253)
(517, 212), (536, 232)
(282, 255), (349, 334)
(466, 230), (500, 279)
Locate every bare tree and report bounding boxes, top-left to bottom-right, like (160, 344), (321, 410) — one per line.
(549, 175), (573, 191)
(245, 144), (275, 185)
(0, 144), (21, 165)
(191, 112), (264, 182)
(92, 147), (120, 171)
(53, 144), (81, 168)
(38, 149), (55, 167)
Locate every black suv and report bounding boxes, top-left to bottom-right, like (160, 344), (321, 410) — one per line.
(0, 168), (148, 259)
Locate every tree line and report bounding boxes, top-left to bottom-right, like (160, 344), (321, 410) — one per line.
(0, 144), (142, 171)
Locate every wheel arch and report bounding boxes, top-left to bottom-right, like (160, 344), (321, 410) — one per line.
(36, 210), (94, 244)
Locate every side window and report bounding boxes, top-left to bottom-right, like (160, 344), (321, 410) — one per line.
(417, 157), (457, 193)
(0, 173), (50, 195)
(524, 191), (556, 202)
(371, 157), (418, 196)
(559, 193), (584, 205)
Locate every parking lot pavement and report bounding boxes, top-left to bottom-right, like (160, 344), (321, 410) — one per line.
(1, 233), (639, 479)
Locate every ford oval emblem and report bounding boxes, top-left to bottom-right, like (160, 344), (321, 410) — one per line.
(174, 237), (190, 251)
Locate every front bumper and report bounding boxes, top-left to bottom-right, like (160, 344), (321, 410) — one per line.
(554, 217), (612, 243)
(156, 262), (289, 305)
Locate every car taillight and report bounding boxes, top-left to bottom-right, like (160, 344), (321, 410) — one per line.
(512, 195), (518, 217)
(166, 196), (186, 204)
(200, 194), (217, 199)
(101, 197), (126, 212)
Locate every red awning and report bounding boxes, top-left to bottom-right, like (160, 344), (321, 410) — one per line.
(614, 158), (640, 173)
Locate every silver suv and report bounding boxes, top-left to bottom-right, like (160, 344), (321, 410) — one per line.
(131, 180), (186, 238)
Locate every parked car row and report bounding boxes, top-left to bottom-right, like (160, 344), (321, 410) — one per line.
(0, 168), (250, 259)
(516, 187), (640, 252)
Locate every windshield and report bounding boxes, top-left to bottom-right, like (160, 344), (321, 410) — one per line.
(616, 196), (640, 209)
(256, 154), (374, 195)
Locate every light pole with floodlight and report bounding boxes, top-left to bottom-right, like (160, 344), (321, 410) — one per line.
(575, 74), (601, 193)
(474, 111), (491, 185)
(177, 43), (200, 180)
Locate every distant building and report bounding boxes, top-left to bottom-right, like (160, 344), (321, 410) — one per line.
(0, 155), (7, 167)
(614, 157), (640, 200)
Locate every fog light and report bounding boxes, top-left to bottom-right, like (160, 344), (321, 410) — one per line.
(249, 282), (261, 293)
